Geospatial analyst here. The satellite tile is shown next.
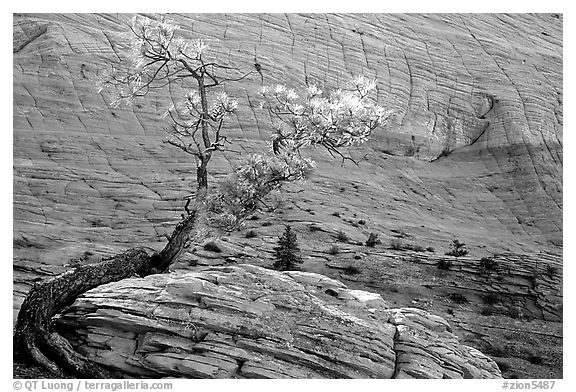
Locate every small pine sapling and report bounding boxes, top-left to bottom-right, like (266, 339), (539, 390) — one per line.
(273, 226), (303, 271)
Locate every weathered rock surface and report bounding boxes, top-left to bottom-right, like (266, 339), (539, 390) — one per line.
(56, 265), (501, 379)
(13, 13), (562, 378)
(178, 235), (563, 378)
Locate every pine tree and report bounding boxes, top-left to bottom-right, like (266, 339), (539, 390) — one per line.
(273, 226), (303, 271)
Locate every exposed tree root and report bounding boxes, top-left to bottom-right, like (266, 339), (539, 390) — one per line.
(14, 211), (199, 378)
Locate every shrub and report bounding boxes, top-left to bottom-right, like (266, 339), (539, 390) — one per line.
(357, 219), (366, 225)
(331, 211), (341, 218)
(480, 306), (494, 316)
(528, 273), (538, 287)
(244, 230), (257, 239)
(390, 239), (404, 250)
(447, 293), (469, 304)
(546, 264), (559, 278)
(308, 224), (322, 232)
(365, 232), (381, 247)
(204, 241), (222, 253)
(402, 244), (425, 252)
(272, 226), (303, 271)
(483, 344), (507, 358)
(328, 245), (340, 255)
(411, 244), (426, 252)
(482, 293), (500, 306)
(437, 259), (453, 270)
(528, 355), (544, 365)
(343, 265), (361, 275)
(445, 239), (468, 257)
(404, 145), (417, 156)
(391, 229), (409, 238)
(335, 230), (349, 242)
(480, 257), (498, 272)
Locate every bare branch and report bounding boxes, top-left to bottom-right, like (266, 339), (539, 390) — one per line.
(163, 139), (200, 157)
(205, 71), (255, 87)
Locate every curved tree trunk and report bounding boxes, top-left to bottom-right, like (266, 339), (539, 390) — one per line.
(14, 210), (200, 378)
(196, 156), (210, 191)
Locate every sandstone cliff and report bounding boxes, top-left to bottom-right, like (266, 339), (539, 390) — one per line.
(13, 13), (562, 378)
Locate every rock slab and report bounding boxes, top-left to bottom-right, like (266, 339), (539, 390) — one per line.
(57, 265), (501, 379)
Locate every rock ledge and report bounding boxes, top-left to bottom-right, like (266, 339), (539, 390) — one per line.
(57, 265), (501, 379)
